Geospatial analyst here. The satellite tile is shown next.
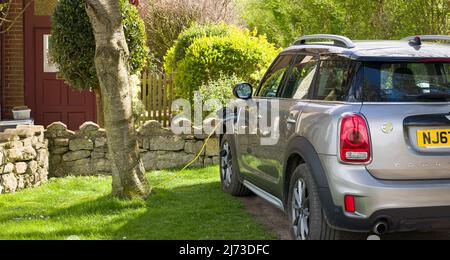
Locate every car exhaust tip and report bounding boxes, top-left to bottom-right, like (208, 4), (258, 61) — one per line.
(373, 221), (389, 235)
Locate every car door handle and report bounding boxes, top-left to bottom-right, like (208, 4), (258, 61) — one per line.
(287, 119), (296, 124)
(260, 130), (272, 137)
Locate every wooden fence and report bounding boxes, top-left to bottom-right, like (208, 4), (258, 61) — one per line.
(140, 72), (174, 127)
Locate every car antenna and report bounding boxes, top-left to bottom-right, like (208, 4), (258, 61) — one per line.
(409, 36), (422, 46)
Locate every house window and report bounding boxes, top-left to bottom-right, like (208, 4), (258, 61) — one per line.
(43, 34), (58, 73)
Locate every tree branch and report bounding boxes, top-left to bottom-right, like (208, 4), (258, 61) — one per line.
(0, 0), (34, 34)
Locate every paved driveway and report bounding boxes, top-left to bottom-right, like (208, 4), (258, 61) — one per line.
(240, 196), (450, 240)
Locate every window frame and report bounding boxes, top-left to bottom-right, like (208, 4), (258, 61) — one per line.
(279, 52), (321, 100)
(256, 53), (296, 98)
(311, 55), (358, 102)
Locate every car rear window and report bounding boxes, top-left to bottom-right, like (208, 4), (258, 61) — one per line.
(363, 62), (450, 102)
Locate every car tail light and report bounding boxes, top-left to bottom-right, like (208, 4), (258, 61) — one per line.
(339, 113), (371, 164)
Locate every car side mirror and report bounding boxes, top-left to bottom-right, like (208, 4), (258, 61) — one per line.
(233, 83), (253, 100)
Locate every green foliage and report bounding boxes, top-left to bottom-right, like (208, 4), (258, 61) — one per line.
(0, 167), (274, 240)
(139, 0), (238, 65)
(129, 75), (147, 127)
(120, 0), (150, 75)
(164, 23), (230, 74)
(50, 0), (149, 91)
(239, 0), (449, 47)
(173, 23), (230, 64)
(199, 74), (243, 111)
(165, 23), (280, 100)
(0, 1), (10, 12)
(238, 0), (344, 47)
(50, 0), (95, 91)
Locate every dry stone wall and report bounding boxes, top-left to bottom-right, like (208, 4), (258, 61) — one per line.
(46, 121), (220, 177)
(0, 125), (49, 194)
(45, 122), (110, 177)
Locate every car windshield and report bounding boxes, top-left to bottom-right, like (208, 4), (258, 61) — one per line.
(363, 62), (450, 102)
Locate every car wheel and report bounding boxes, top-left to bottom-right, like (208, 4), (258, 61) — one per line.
(220, 135), (251, 197)
(287, 164), (364, 240)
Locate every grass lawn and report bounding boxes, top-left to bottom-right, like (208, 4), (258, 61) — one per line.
(0, 166), (275, 240)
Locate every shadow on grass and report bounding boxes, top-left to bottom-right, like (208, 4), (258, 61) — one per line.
(4, 181), (272, 240)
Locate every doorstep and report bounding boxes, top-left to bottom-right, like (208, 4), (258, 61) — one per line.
(0, 119), (34, 132)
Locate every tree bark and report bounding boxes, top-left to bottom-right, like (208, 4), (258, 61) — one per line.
(86, 0), (150, 199)
(94, 88), (105, 127)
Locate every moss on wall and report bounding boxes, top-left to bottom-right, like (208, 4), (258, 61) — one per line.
(34, 0), (58, 16)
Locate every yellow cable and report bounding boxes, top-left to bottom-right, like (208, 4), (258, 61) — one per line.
(153, 120), (224, 188)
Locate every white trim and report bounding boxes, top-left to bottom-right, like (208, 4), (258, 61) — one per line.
(243, 180), (285, 211)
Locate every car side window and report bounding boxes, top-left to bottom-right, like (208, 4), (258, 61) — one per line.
(282, 55), (318, 99)
(315, 57), (354, 101)
(258, 55), (293, 98)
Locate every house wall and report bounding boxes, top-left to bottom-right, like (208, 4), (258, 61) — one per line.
(2, 0), (25, 119)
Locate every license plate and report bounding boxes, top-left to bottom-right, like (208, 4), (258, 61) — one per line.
(417, 129), (450, 148)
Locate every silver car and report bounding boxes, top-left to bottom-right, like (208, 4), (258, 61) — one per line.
(219, 34), (450, 240)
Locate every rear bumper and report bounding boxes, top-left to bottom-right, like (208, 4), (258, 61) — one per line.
(319, 154), (450, 232)
(367, 207), (450, 232)
(321, 201), (450, 233)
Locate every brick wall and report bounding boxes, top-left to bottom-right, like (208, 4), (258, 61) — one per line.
(2, 0), (25, 119)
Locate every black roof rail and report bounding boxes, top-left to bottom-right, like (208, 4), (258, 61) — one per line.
(293, 34), (356, 49)
(402, 35), (450, 42)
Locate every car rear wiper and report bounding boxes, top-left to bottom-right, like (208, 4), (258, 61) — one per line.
(408, 93), (450, 101)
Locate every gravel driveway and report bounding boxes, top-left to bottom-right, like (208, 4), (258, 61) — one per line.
(240, 195), (450, 240)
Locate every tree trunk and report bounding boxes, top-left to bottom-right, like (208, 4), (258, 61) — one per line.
(94, 88), (105, 127)
(86, 0), (150, 199)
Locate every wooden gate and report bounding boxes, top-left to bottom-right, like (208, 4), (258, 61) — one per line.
(140, 73), (174, 127)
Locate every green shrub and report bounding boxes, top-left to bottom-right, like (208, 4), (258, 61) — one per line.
(129, 74), (147, 127)
(50, 0), (149, 91)
(140, 0), (238, 64)
(120, 0), (149, 75)
(164, 23), (280, 101)
(199, 74), (243, 111)
(164, 23), (230, 74)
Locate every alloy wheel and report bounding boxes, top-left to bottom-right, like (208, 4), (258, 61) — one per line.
(221, 142), (233, 187)
(291, 178), (310, 240)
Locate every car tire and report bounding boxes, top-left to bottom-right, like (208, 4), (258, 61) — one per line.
(287, 164), (365, 240)
(219, 135), (251, 197)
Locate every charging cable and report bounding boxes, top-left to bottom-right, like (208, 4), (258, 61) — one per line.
(153, 119), (224, 188)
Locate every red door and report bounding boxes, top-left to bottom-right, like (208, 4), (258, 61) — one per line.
(25, 1), (96, 130)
